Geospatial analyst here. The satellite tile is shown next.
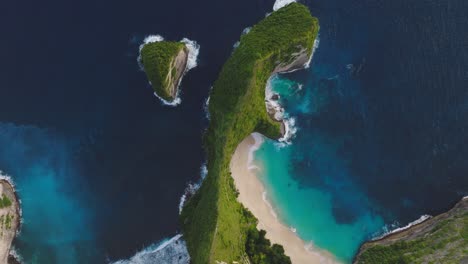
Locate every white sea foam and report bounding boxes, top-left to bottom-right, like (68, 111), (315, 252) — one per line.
(376, 214), (432, 240)
(273, 0), (297, 11)
(262, 191), (278, 219)
(153, 91), (182, 107)
(180, 38), (200, 72)
(9, 247), (23, 264)
(248, 133), (265, 170)
(137, 35), (165, 70)
(204, 87), (213, 120)
(242, 27), (252, 35)
(304, 36), (320, 69)
(178, 163), (208, 214)
(0, 170), (23, 233)
(279, 117), (298, 144)
(232, 27), (253, 50)
(112, 234), (190, 264)
(138, 35), (200, 107)
(265, 76), (299, 145)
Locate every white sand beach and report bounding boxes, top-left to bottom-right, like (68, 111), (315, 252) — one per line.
(230, 133), (341, 264)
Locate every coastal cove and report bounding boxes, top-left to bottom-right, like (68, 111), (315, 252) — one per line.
(0, 0), (467, 263)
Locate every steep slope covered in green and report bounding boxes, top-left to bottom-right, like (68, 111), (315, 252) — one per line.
(355, 197), (468, 264)
(181, 3), (319, 263)
(140, 41), (187, 101)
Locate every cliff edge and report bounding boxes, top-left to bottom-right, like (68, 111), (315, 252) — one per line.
(140, 41), (189, 102)
(0, 180), (20, 264)
(355, 196), (468, 264)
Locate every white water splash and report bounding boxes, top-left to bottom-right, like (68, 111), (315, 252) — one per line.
(273, 0), (297, 11)
(248, 133), (265, 171)
(376, 214), (432, 240)
(112, 234), (189, 264)
(9, 247), (23, 264)
(304, 36), (320, 69)
(265, 77), (298, 145)
(278, 117), (298, 144)
(180, 38), (200, 72)
(178, 163), (208, 215)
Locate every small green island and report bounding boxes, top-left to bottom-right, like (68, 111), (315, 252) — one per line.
(181, 3), (319, 263)
(140, 41), (189, 102)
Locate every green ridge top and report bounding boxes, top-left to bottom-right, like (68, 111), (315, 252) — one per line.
(140, 41), (187, 101)
(181, 3), (319, 263)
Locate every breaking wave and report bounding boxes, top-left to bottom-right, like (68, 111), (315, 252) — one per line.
(178, 164), (208, 214)
(376, 214), (432, 240)
(273, 0), (297, 11)
(265, 76), (298, 145)
(180, 38), (200, 72)
(305, 35), (320, 69)
(112, 234), (189, 264)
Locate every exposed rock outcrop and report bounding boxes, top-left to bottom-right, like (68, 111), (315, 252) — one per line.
(0, 180), (20, 264)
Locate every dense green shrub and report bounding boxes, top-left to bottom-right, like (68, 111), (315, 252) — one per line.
(0, 195), (12, 208)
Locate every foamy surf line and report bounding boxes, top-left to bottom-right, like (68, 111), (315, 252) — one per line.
(112, 234), (190, 264)
(265, 76), (299, 145)
(375, 214), (432, 240)
(138, 34), (200, 107)
(178, 163), (208, 215)
(273, 0), (297, 11)
(232, 135), (341, 264)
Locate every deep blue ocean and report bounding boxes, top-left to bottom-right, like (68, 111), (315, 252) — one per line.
(0, 0), (467, 263)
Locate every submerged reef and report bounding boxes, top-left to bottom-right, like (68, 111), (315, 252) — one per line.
(140, 41), (189, 102)
(180, 3), (319, 264)
(355, 196), (468, 264)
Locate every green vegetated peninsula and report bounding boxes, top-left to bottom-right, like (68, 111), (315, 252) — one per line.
(140, 41), (188, 102)
(355, 196), (468, 264)
(181, 3), (319, 264)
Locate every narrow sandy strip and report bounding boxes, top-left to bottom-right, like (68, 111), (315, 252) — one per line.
(230, 134), (341, 264)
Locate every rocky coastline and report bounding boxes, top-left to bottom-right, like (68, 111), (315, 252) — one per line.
(0, 180), (20, 264)
(354, 196), (468, 263)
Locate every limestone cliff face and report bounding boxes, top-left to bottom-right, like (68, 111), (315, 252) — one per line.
(140, 41), (189, 103)
(163, 47), (189, 101)
(0, 180), (20, 264)
(354, 196), (468, 264)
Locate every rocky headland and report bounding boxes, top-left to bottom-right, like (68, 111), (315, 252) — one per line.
(355, 196), (468, 263)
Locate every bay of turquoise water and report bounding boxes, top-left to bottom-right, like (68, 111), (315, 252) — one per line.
(254, 0), (468, 259)
(1, 0), (468, 262)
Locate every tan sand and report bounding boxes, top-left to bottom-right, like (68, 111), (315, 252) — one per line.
(230, 134), (341, 264)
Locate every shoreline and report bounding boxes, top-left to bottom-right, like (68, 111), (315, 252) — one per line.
(230, 133), (341, 264)
(0, 178), (21, 264)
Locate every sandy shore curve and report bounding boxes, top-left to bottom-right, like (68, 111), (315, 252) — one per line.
(230, 134), (341, 264)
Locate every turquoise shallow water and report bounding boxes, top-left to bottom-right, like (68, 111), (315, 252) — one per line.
(255, 76), (385, 262)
